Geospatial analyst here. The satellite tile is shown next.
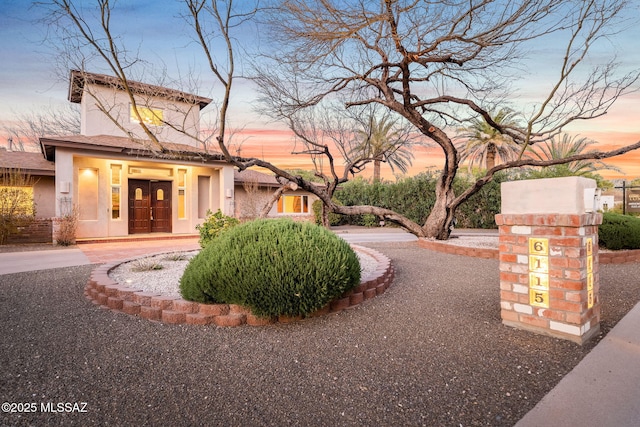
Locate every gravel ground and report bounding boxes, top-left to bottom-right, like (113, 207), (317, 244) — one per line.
(1, 241), (639, 426)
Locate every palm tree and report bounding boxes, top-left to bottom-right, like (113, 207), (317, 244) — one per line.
(526, 134), (622, 177)
(456, 108), (521, 171)
(352, 115), (414, 182)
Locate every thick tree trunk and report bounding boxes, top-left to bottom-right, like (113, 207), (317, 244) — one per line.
(321, 203), (329, 227)
(421, 176), (457, 240)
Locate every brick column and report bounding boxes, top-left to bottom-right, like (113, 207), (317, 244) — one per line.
(496, 177), (602, 344)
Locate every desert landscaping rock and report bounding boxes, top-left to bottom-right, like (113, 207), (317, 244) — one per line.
(109, 248), (380, 297)
(1, 241), (639, 426)
(86, 245), (393, 326)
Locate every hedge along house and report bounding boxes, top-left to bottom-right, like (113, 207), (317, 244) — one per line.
(39, 70), (236, 239)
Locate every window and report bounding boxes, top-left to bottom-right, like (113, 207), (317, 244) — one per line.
(111, 188), (120, 219)
(110, 164), (121, 219)
(78, 168), (98, 220)
(178, 169), (187, 219)
(130, 105), (163, 126)
(0, 186), (34, 216)
(197, 176), (210, 219)
(277, 194), (309, 214)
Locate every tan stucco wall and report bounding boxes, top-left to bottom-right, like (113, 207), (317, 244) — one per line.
(53, 147), (232, 239)
(33, 176), (55, 218)
(80, 84), (202, 147)
(234, 186), (317, 222)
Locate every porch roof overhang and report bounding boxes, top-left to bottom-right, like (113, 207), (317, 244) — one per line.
(39, 134), (229, 166)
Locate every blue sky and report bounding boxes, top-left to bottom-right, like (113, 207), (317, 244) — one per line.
(0, 0), (639, 178)
(0, 1), (203, 118)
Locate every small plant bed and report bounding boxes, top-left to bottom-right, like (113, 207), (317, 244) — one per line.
(86, 245), (394, 326)
(182, 219), (365, 318)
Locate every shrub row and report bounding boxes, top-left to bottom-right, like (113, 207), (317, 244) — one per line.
(599, 212), (640, 250)
(324, 172), (507, 229)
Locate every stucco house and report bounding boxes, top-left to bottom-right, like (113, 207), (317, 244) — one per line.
(234, 169), (316, 222)
(36, 70), (236, 239)
(1, 70), (317, 242)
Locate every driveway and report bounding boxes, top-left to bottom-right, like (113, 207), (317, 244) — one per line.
(1, 241), (639, 426)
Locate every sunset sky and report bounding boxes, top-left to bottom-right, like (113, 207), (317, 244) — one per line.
(0, 1), (638, 181)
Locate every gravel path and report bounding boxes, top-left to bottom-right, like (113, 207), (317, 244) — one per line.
(1, 241), (639, 426)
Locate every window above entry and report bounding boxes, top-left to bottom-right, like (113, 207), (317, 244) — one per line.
(130, 105), (164, 126)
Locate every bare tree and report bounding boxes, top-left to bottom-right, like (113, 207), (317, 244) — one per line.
(4, 104), (80, 151)
(0, 169), (37, 244)
(39, 0), (640, 240)
(40, 0), (215, 154)
(253, 0), (640, 239)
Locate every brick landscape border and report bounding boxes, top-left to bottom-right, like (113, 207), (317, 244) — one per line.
(418, 238), (499, 259)
(85, 244), (394, 326)
(418, 238), (640, 264)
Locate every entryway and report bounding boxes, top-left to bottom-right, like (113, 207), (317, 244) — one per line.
(128, 179), (172, 234)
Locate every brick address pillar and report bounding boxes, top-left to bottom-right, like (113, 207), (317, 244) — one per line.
(496, 176), (602, 345)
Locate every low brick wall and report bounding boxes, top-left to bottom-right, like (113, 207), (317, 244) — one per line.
(4, 218), (52, 244)
(417, 239), (499, 259)
(85, 245), (394, 326)
(418, 237), (639, 265)
(599, 249), (640, 264)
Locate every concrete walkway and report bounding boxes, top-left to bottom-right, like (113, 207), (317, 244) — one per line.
(0, 248), (91, 275)
(517, 301), (640, 426)
(0, 228), (418, 274)
(333, 227), (419, 243)
(0, 238), (201, 274)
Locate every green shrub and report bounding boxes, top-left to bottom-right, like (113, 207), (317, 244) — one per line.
(333, 172), (505, 229)
(599, 212), (640, 250)
(312, 199), (343, 226)
(180, 219), (361, 317)
(361, 213), (378, 227)
(195, 209), (240, 248)
(453, 174), (505, 229)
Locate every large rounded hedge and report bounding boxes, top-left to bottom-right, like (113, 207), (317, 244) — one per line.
(179, 219), (361, 317)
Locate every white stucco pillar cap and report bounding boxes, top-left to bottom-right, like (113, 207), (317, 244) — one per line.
(501, 176), (597, 215)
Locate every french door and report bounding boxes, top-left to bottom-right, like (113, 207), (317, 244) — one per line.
(128, 180), (172, 234)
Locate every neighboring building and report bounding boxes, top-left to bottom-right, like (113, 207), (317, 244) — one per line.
(0, 149), (56, 218)
(598, 195), (615, 212)
(2, 70), (316, 241)
(234, 169), (317, 222)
